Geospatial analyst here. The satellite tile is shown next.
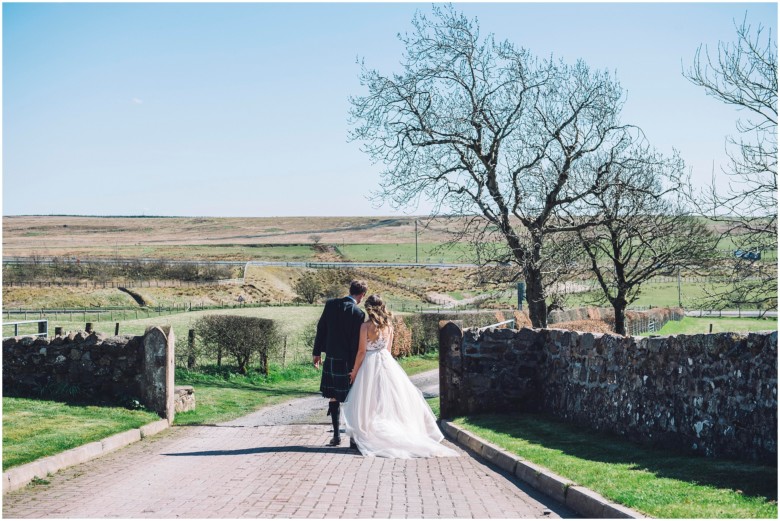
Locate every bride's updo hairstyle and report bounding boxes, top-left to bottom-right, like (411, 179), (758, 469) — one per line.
(364, 294), (392, 330)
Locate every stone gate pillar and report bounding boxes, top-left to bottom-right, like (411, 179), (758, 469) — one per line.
(142, 326), (176, 423)
(439, 320), (463, 419)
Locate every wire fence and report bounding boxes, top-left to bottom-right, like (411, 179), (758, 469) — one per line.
(3, 278), (244, 288)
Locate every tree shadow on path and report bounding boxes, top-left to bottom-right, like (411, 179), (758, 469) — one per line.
(163, 445), (360, 457)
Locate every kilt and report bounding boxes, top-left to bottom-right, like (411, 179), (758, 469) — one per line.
(320, 356), (351, 402)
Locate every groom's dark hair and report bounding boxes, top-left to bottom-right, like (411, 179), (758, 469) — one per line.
(349, 280), (368, 296)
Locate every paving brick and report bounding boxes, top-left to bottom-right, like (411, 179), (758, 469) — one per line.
(4, 418), (575, 518)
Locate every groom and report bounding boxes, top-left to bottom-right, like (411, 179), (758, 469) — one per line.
(312, 279), (367, 446)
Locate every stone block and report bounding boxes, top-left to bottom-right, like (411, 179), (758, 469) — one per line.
(485, 447), (518, 474)
(4, 460), (47, 494)
(101, 429), (141, 453)
(141, 419), (170, 438)
(438, 421), (459, 440)
(456, 430), (483, 454)
(513, 460), (577, 505)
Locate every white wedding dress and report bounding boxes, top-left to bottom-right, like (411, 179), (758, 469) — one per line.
(342, 330), (458, 459)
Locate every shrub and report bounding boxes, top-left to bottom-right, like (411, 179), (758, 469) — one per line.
(194, 315), (281, 375)
(294, 273), (323, 304)
(402, 310), (516, 354)
(390, 316), (412, 358)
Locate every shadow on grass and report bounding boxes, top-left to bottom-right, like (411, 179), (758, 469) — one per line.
(463, 412), (777, 502)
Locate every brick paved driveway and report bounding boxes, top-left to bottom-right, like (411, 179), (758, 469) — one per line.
(4, 372), (576, 518)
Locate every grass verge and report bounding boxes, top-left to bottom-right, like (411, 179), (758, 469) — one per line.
(2, 398), (159, 471)
(450, 412), (777, 519)
(173, 364), (321, 425)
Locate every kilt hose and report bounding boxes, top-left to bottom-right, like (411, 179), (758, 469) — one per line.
(320, 356), (351, 403)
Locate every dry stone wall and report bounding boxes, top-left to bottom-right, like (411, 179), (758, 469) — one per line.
(439, 323), (777, 461)
(3, 327), (180, 420)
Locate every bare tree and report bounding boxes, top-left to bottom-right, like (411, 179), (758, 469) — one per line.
(574, 149), (716, 335)
(309, 235), (323, 246)
(684, 16), (777, 312)
(350, 5), (637, 327)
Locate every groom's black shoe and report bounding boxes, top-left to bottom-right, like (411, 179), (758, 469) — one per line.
(326, 402), (341, 446)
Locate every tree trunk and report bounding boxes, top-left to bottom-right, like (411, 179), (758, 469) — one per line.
(524, 231), (548, 328)
(525, 266), (547, 328)
(613, 295), (628, 336)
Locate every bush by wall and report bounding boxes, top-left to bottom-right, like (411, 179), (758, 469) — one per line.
(193, 315), (281, 374)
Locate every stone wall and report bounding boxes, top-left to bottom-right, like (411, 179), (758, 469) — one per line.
(439, 323), (777, 461)
(3, 327), (180, 421)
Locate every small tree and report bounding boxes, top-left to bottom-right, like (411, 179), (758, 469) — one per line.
(194, 315), (281, 374)
(684, 16), (777, 312)
(294, 272), (324, 304)
(575, 149), (716, 335)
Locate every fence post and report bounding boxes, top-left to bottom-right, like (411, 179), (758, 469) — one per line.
(115, 322), (120, 335)
(55, 326), (63, 336)
(85, 322), (93, 333)
(282, 336), (287, 369)
(188, 329), (196, 369)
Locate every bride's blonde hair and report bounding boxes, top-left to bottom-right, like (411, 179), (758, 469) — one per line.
(365, 294), (392, 330)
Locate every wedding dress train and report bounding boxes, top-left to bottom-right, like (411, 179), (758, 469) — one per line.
(342, 332), (458, 459)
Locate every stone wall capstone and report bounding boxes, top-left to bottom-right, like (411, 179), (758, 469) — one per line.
(439, 323), (777, 462)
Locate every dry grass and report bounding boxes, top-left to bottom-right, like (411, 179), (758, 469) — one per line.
(3, 216), (471, 257)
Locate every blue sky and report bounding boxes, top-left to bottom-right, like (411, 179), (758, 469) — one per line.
(3, 2), (777, 217)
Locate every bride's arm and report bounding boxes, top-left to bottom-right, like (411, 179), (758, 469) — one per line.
(385, 326), (394, 354)
(350, 323), (368, 384)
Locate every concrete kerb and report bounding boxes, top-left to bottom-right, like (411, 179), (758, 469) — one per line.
(439, 420), (647, 519)
(2, 418), (169, 495)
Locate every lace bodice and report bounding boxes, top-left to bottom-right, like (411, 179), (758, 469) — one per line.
(366, 330), (389, 351)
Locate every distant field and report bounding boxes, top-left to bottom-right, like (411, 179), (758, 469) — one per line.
(564, 281), (777, 310)
(2, 215), (464, 257)
(654, 317), (777, 335)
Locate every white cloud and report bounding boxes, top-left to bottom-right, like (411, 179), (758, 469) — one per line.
(132, 98), (143, 105)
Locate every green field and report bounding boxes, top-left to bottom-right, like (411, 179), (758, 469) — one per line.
(653, 316), (777, 335)
(563, 281), (776, 310)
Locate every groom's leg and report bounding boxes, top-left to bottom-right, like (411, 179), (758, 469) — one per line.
(327, 399), (341, 446)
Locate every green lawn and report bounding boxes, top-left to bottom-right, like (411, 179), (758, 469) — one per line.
(451, 412), (777, 519)
(3, 398), (159, 471)
(653, 316), (777, 335)
(174, 364), (322, 425)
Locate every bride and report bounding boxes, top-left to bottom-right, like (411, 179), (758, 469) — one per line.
(342, 294), (458, 459)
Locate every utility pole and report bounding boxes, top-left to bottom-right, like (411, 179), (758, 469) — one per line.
(415, 219), (418, 264)
(677, 267), (682, 308)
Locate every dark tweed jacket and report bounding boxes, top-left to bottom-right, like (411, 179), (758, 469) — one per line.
(312, 296), (365, 369)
